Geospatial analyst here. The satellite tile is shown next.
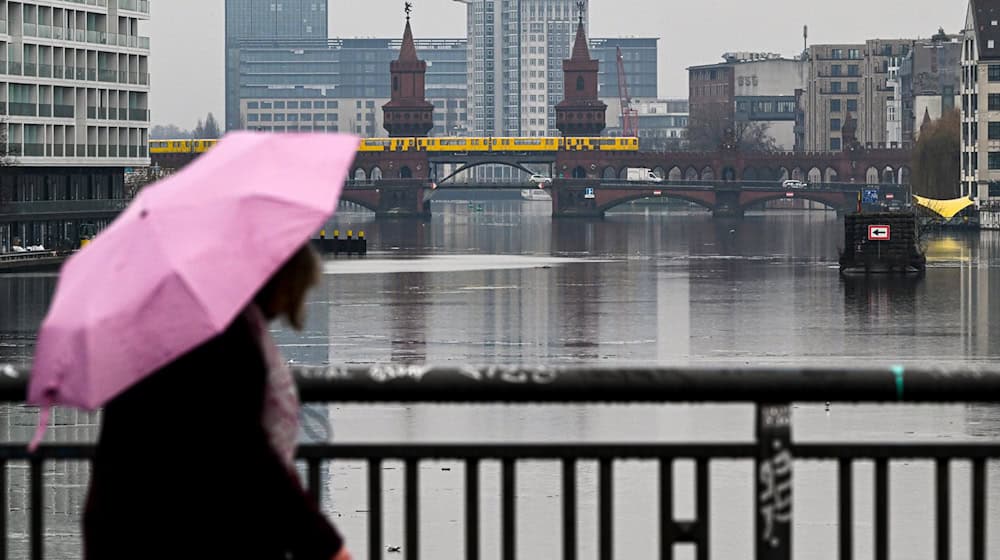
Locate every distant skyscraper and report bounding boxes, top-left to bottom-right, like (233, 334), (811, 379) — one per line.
(455, 0), (588, 137)
(225, 0), (329, 131)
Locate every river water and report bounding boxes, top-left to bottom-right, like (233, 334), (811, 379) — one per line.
(2, 201), (1000, 559)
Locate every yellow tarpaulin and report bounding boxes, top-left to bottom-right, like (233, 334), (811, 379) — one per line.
(913, 195), (974, 219)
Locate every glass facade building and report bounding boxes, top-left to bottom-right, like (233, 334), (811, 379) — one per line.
(225, 0), (328, 131)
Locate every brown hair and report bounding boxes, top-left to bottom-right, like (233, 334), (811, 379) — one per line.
(253, 244), (321, 331)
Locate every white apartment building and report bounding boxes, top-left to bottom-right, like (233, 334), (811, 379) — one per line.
(0, 0), (151, 252)
(456, 0), (585, 137)
(2, 0), (151, 165)
(961, 0), (1000, 204)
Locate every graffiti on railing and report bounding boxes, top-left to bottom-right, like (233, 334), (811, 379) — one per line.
(757, 403), (792, 557)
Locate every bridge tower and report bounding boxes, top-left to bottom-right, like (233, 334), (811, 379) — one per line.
(382, 9), (434, 137)
(555, 11), (606, 136)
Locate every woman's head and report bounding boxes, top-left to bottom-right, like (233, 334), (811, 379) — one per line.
(254, 244), (321, 330)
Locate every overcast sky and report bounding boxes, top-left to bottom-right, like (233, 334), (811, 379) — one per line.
(147, 0), (968, 130)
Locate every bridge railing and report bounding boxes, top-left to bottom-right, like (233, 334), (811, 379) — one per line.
(1, 365), (997, 560)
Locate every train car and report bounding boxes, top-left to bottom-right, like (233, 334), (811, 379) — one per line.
(359, 138), (417, 152)
(420, 137), (492, 152)
(148, 139), (218, 154)
(490, 137), (560, 152)
(562, 137), (638, 151)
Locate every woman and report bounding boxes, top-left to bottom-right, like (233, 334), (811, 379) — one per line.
(83, 245), (351, 560)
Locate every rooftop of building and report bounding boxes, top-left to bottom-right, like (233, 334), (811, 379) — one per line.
(972, 0), (1000, 60)
(687, 53), (804, 71)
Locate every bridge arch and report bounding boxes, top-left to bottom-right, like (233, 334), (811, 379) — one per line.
(339, 193), (379, 213)
(653, 166), (665, 180)
(354, 168), (367, 181)
(603, 166), (616, 180)
(791, 167), (804, 181)
(899, 165), (911, 184)
(599, 191), (717, 214)
(436, 160), (534, 184)
(572, 166), (587, 179)
(742, 167), (759, 181)
(668, 166), (683, 181)
(701, 166), (715, 181)
(824, 167), (838, 183)
(371, 166), (383, 181)
(807, 167), (823, 184)
(778, 167), (790, 181)
(400, 166), (413, 179)
(741, 191), (851, 213)
(882, 166), (896, 184)
(685, 166), (699, 181)
(866, 166), (880, 184)
(618, 167), (629, 180)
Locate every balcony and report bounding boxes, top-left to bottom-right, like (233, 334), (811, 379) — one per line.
(118, 0), (150, 13)
(52, 65), (64, 79)
(128, 108), (149, 121)
(9, 102), (36, 117)
(38, 105), (51, 117)
(38, 63), (51, 78)
(98, 69), (116, 82)
(54, 104), (74, 118)
(22, 62), (36, 77)
(76, 143), (86, 156)
(22, 143), (45, 156)
(0, 20), (8, 34)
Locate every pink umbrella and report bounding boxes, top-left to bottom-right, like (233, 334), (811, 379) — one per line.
(28, 132), (359, 447)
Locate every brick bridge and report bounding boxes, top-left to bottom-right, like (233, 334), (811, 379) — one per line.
(152, 146), (912, 218)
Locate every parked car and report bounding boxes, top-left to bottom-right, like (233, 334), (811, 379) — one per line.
(529, 174), (553, 187)
(782, 179), (807, 189)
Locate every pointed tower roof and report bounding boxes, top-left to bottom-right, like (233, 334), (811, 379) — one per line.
(921, 107), (934, 131)
(397, 19), (419, 62)
(570, 20), (592, 61)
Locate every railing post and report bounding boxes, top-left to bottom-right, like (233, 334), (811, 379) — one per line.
(756, 403), (792, 560)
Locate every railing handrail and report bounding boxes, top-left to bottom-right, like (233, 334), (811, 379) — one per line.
(3, 364), (1000, 404)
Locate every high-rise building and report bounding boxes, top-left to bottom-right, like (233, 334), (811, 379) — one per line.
(455, 0), (587, 137)
(803, 39), (914, 151)
(0, 0), (152, 252)
(961, 0), (1000, 202)
(225, 0), (328, 131)
(899, 31), (961, 143)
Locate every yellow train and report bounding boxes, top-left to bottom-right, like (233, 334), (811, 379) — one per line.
(148, 136), (638, 155)
(148, 139), (219, 154)
(358, 136), (639, 152)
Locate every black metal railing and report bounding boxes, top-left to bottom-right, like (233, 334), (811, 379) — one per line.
(1, 365), (999, 560)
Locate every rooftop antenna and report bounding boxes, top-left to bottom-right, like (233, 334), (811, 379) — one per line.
(803, 25), (808, 54)
(577, 1), (585, 25)
(405, 1), (412, 22)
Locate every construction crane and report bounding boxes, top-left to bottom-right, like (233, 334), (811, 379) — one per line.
(616, 46), (639, 137)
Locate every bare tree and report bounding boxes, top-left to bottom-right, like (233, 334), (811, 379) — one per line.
(911, 109), (960, 199)
(686, 103), (777, 152)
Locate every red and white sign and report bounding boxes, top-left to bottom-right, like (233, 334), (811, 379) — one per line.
(885, 193), (894, 200)
(653, 190), (662, 196)
(868, 225), (891, 241)
(785, 192), (795, 198)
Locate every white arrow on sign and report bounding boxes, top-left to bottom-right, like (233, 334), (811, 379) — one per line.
(868, 225), (891, 241)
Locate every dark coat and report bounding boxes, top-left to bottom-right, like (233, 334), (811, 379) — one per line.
(83, 314), (343, 560)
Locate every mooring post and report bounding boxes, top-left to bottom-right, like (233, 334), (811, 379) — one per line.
(756, 403), (792, 560)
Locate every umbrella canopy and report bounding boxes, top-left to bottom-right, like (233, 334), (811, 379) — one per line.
(28, 132), (359, 414)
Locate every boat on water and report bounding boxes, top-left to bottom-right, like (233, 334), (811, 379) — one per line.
(520, 188), (552, 201)
(838, 212), (926, 275)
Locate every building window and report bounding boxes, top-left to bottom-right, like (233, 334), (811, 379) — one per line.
(831, 118), (842, 131)
(247, 114), (259, 122)
(830, 82), (842, 93)
(990, 182), (1000, 197)
(990, 64), (1000, 82)
(848, 48), (861, 59)
(288, 101), (299, 109)
(847, 99), (858, 112)
(831, 137), (842, 150)
(847, 82), (859, 93)
(274, 101), (286, 109)
(576, 76), (584, 91)
(247, 102), (259, 109)
(830, 99), (842, 112)
(847, 65), (860, 76)
(990, 122), (1000, 140)
(990, 94), (1000, 111)
(831, 48), (843, 59)
(831, 65), (842, 76)
(989, 152), (1000, 170)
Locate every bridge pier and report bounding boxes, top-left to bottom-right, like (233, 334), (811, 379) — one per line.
(550, 183), (605, 218)
(376, 184), (431, 218)
(712, 190), (745, 219)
